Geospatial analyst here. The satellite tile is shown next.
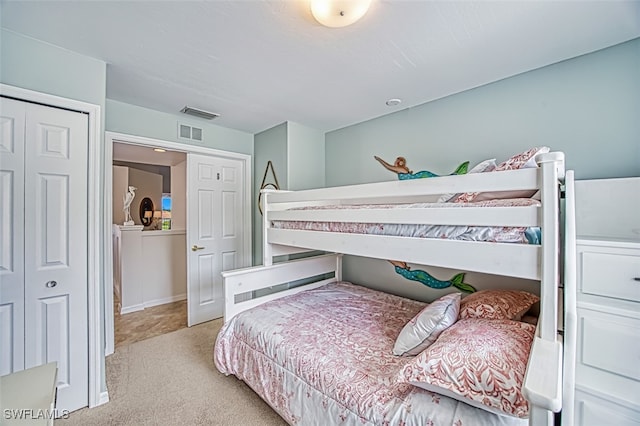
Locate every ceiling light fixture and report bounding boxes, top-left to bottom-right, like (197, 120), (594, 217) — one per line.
(310, 0), (372, 28)
(386, 98), (402, 106)
(153, 148), (166, 153)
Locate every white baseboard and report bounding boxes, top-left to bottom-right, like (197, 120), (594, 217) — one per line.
(143, 294), (187, 309)
(98, 391), (109, 406)
(120, 294), (186, 315)
(120, 303), (145, 315)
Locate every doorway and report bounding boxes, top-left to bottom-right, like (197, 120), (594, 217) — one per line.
(104, 132), (252, 356)
(111, 142), (188, 348)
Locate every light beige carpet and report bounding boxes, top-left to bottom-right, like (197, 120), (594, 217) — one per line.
(58, 319), (287, 426)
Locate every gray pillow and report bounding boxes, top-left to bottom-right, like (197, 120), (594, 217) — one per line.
(393, 292), (461, 356)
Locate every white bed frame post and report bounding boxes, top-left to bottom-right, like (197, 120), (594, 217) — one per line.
(524, 152), (566, 426)
(561, 170), (577, 426)
(262, 189), (273, 266)
(538, 152), (564, 340)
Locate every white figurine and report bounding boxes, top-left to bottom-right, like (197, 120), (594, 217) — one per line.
(123, 186), (137, 225)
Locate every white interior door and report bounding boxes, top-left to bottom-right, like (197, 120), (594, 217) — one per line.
(187, 153), (244, 326)
(0, 97), (88, 412)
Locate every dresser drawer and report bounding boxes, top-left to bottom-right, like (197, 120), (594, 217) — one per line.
(575, 389), (640, 426)
(579, 250), (640, 302)
(576, 307), (640, 404)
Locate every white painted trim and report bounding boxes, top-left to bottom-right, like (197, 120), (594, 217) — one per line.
(104, 131), (252, 349)
(104, 148), (115, 357)
(107, 131), (251, 161)
(0, 84), (105, 409)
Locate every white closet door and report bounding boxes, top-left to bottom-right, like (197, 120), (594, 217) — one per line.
(23, 102), (89, 411)
(187, 153), (245, 326)
(0, 97), (89, 413)
(0, 98), (26, 376)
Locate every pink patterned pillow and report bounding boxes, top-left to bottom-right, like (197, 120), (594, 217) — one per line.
(451, 146), (550, 203)
(392, 292), (460, 356)
(459, 289), (539, 321)
(397, 318), (536, 418)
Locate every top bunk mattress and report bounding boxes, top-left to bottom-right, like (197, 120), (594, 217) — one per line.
(271, 198), (541, 244)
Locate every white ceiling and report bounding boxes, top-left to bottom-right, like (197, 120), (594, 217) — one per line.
(2, 1), (639, 134)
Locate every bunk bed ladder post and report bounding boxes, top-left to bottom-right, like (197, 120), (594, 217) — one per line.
(524, 152), (565, 426)
(538, 153), (562, 341)
(262, 189), (273, 266)
(335, 254), (343, 282)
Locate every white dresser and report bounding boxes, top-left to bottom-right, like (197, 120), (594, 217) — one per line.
(0, 362), (58, 425)
(574, 236), (640, 425)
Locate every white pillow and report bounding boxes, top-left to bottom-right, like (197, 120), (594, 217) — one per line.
(437, 158), (497, 203)
(392, 292), (460, 356)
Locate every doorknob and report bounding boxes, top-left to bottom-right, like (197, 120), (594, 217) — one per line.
(45, 280), (58, 288)
(191, 245), (205, 252)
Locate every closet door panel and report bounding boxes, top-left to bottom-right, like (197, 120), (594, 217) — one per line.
(0, 98), (25, 375)
(23, 102), (89, 411)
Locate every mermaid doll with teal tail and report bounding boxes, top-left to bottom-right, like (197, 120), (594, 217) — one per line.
(374, 156), (469, 180)
(389, 260), (476, 293)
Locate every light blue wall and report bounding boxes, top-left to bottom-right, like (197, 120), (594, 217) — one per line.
(106, 99), (253, 155)
(326, 38), (640, 187)
(325, 38), (640, 301)
(1, 29), (106, 108)
(287, 122), (325, 191)
(253, 123), (288, 265)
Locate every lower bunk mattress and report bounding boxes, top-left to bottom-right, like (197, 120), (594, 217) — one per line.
(214, 281), (531, 425)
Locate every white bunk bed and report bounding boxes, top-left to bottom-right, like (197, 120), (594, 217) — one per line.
(217, 151), (576, 426)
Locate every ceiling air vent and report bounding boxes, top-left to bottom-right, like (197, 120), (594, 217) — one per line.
(180, 106), (219, 120)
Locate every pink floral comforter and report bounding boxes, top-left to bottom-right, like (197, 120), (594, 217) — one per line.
(271, 198), (541, 244)
(214, 282), (526, 426)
